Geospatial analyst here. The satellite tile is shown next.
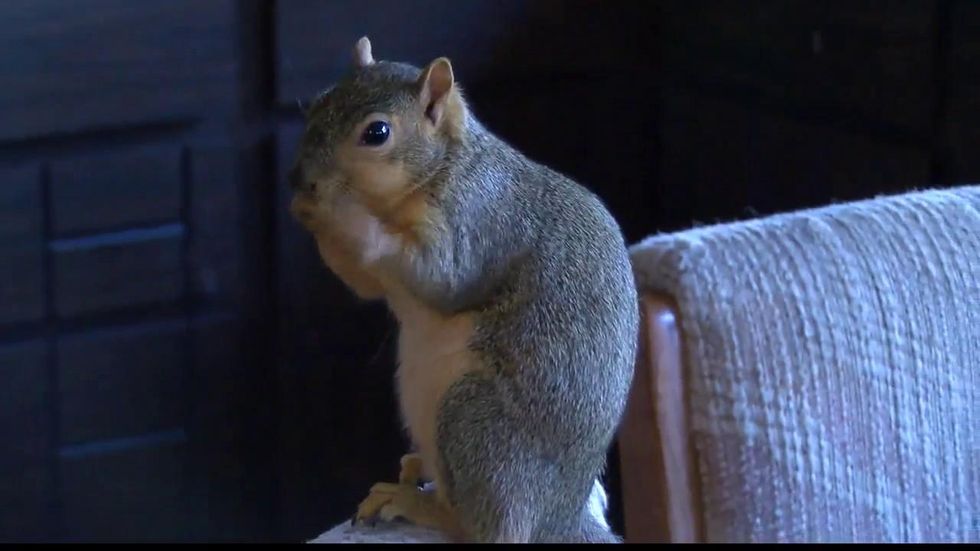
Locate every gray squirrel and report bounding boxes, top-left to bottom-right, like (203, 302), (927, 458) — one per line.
(289, 37), (639, 543)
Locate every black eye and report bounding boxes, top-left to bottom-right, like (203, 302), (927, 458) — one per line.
(360, 120), (390, 146)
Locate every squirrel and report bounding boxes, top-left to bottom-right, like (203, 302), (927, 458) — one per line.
(288, 37), (639, 544)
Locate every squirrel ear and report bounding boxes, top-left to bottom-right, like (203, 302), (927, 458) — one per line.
(353, 36), (374, 68)
(418, 57), (455, 125)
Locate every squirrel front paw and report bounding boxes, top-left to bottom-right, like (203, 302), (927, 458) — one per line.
(289, 194), (322, 232)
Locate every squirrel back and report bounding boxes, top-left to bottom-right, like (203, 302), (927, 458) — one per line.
(289, 37), (638, 543)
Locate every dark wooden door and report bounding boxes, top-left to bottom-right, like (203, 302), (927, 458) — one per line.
(0, 0), (277, 542)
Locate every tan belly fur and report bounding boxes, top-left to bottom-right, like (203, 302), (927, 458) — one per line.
(386, 286), (475, 482)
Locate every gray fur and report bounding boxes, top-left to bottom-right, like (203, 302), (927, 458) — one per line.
(428, 121), (638, 542)
(294, 55), (639, 544)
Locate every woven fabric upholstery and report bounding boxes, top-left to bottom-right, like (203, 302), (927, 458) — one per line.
(629, 187), (980, 543)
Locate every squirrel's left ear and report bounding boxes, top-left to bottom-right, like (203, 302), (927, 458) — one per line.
(418, 57), (455, 126)
(353, 36), (375, 68)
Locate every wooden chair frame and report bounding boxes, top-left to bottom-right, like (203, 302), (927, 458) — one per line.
(618, 293), (704, 543)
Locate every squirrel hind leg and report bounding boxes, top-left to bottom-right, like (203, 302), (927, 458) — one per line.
(535, 482), (622, 543)
(548, 516), (623, 543)
(436, 375), (599, 544)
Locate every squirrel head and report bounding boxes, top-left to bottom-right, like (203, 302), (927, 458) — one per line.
(289, 37), (467, 299)
(289, 36), (466, 235)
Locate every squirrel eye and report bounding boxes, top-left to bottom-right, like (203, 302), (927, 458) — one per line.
(360, 120), (390, 146)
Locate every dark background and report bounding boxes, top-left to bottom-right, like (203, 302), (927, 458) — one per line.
(0, 0), (975, 543)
